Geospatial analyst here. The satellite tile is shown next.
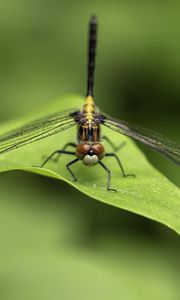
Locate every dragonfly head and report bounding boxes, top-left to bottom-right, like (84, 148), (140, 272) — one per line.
(76, 143), (105, 166)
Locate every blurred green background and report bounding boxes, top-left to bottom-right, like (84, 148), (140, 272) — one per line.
(0, 1), (179, 299)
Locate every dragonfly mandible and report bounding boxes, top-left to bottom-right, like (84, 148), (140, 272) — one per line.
(0, 16), (179, 191)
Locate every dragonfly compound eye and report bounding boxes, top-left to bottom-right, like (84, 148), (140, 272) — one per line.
(76, 143), (91, 159)
(91, 143), (105, 160)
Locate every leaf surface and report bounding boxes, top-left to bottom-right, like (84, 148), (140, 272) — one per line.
(0, 95), (179, 233)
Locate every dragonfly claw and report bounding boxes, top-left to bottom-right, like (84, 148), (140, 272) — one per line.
(107, 188), (117, 193)
(123, 173), (136, 178)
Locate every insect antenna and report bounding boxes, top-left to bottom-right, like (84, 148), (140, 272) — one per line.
(86, 15), (97, 97)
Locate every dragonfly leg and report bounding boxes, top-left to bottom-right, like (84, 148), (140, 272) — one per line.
(102, 136), (126, 152)
(105, 153), (136, 178)
(66, 158), (79, 182)
(98, 161), (117, 192)
(40, 150), (75, 168)
(51, 142), (77, 162)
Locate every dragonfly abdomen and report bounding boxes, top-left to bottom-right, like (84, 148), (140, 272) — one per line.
(83, 95), (95, 118)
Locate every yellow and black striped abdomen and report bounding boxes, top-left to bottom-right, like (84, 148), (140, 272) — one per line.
(83, 96), (95, 120)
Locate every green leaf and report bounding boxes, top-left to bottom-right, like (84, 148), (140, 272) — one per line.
(0, 95), (180, 233)
(1, 172), (180, 300)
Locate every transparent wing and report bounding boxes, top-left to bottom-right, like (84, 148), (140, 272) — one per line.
(0, 108), (79, 154)
(102, 114), (180, 165)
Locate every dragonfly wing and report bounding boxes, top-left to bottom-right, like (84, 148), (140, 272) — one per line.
(101, 114), (180, 165)
(0, 108), (79, 155)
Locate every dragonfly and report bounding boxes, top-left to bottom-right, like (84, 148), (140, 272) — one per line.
(0, 16), (179, 191)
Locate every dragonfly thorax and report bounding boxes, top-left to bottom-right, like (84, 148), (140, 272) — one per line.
(76, 143), (105, 166)
(77, 122), (101, 143)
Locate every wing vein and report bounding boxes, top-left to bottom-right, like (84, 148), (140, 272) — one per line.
(0, 108), (79, 155)
(102, 115), (180, 166)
